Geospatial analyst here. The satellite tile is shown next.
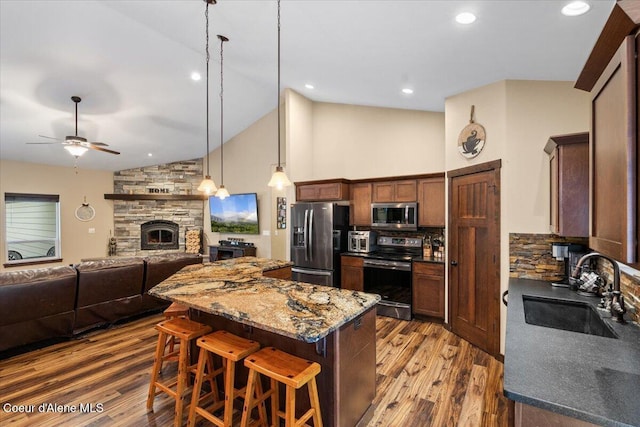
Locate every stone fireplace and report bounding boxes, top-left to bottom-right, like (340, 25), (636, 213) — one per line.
(140, 220), (179, 250)
(111, 159), (205, 257)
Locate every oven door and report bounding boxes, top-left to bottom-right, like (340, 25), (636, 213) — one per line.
(363, 259), (412, 320)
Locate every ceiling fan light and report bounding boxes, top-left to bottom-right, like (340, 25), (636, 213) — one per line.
(215, 185), (230, 199)
(197, 175), (218, 194)
(268, 166), (292, 190)
(64, 144), (89, 157)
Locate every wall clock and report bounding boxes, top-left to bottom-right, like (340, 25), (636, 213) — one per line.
(458, 105), (486, 159)
(75, 198), (95, 221)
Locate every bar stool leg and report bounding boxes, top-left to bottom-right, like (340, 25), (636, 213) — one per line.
(187, 346), (208, 427)
(285, 385), (295, 427)
(174, 337), (189, 427)
(147, 330), (167, 411)
(270, 379), (279, 427)
(308, 377), (323, 427)
(223, 358), (234, 427)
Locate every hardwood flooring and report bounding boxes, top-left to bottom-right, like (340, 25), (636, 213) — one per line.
(0, 314), (508, 426)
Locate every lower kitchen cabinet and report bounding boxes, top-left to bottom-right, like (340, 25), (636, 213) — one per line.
(514, 402), (599, 427)
(412, 261), (444, 318)
(341, 255), (364, 291)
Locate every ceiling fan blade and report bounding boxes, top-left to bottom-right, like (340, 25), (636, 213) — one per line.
(26, 142), (57, 145)
(88, 144), (120, 155)
(38, 134), (61, 141)
(89, 142), (109, 146)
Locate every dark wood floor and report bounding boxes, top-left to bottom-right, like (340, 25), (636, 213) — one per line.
(0, 314), (508, 426)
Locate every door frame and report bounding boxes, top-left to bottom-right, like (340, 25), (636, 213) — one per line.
(447, 159), (501, 358)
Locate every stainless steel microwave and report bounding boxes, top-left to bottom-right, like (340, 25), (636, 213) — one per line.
(371, 203), (418, 230)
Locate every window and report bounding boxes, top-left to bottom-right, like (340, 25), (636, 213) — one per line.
(5, 193), (60, 264)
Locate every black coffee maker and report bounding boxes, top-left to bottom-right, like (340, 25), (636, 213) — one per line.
(551, 243), (588, 287)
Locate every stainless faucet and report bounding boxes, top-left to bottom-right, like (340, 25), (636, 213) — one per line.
(572, 252), (626, 323)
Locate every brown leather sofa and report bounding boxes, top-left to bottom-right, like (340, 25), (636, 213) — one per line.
(141, 253), (202, 312)
(74, 257), (145, 334)
(0, 266), (77, 352)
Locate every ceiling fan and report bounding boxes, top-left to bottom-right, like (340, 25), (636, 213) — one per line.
(28, 96), (120, 157)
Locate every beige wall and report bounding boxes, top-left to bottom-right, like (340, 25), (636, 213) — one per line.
(202, 106), (292, 260)
(0, 159), (114, 271)
(445, 80), (591, 353)
(296, 99), (445, 181)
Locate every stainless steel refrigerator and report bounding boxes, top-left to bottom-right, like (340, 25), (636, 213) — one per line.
(290, 202), (349, 287)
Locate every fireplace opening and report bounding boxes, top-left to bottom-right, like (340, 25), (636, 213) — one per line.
(141, 220), (179, 250)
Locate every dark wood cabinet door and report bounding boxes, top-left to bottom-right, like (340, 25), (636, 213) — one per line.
(412, 262), (444, 318)
(372, 180), (417, 202)
(341, 256), (364, 291)
(296, 181), (350, 201)
(417, 177), (445, 227)
(590, 35), (637, 263)
(448, 161), (501, 358)
(350, 183), (372, 226)
(545, 133), (589, 237)
(372, 182), (395, 202)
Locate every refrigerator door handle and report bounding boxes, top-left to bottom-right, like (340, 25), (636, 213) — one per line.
(292, 267), (332, 276)
(308, 208), (314, 260)
(303, 209), (309, 262)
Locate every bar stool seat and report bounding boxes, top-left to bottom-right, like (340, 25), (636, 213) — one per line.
(188, 330), (262, 427)
(241, 347), (323, 427)
(147, 317), (213, 427)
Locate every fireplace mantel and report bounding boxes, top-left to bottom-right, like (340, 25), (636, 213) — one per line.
(104, 194), (207, 201)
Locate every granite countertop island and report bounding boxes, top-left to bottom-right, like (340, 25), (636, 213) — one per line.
(148, 256), (380, 343)
(504, 278), (640, 427)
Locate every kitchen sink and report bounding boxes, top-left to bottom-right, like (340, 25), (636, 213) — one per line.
(522, 295), (618, 339)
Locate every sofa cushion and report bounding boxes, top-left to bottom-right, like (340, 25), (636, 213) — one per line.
(75, 258), (144, 306)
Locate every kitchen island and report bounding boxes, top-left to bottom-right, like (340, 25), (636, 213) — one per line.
(149, 257), (380, 427)
(504, 278), (640, 427)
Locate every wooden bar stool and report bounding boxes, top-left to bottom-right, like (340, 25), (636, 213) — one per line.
(240, 347), (323, 427)
(188, 330), (262, 427)
(162, 302), (190, 368)
(147, 317), (213, 427)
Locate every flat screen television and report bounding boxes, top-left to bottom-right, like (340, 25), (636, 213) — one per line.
(209, 192), (259, 234)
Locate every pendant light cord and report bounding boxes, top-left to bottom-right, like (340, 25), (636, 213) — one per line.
(220, 35), (225, 185)
(205, 2), (211, 177)
(277, 0), (281, 169)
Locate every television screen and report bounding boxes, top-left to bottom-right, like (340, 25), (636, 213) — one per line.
(209, 193), (259, 234)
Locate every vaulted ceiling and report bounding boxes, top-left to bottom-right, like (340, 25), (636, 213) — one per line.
(0, 0), (614, 171)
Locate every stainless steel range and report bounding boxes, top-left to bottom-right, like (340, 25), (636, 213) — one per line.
(362, 236), (422, 320)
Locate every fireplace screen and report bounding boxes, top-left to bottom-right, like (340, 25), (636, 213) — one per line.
(141, 220), (179, 250)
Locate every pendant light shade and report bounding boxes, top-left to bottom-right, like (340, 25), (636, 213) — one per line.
(215, 34), (230, 200)
(268, 0), (291, 189)
(198, 0), (218, 194)
(267, 166), (292, 190)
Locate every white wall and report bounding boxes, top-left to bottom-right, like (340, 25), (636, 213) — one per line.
(0, 160), (114, 270)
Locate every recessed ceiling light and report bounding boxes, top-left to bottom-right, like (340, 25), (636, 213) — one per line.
(561, 1), (590, 16)
(402, 88), (414, 95)
(305, 83), (314, 89)
(148, 153), (153, 157)
(191, 72), (201, 81)
(456, 12), (476, 24)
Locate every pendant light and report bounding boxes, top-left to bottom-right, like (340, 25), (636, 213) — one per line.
(197, 0), (218, 195)
(215, 34), (230, 200)
(267, 0), (292, 190)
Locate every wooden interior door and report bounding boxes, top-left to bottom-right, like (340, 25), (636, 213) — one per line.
(448, 160), (501, 357)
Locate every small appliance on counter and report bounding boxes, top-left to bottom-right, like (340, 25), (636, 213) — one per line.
(348, 230), (377, 253)
(550, 243), (588, 287)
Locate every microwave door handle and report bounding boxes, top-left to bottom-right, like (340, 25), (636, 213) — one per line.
(308, 209), (314, 260)
(304, 209), (309, 261)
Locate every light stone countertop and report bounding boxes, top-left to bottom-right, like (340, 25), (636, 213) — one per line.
(148, 256), (380, 343)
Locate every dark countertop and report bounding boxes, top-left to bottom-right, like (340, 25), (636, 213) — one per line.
(149, 257), (380, 343)
(504, 278), (640, 427)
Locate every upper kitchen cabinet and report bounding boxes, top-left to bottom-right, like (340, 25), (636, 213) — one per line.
(295, 179), (350, 202)
(576, 2), (640, 264)
(544, 133), (588, 237)
(350, 183), (372, 226)
(372, 180), (417, 202)
(417, 177), (445, 227)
